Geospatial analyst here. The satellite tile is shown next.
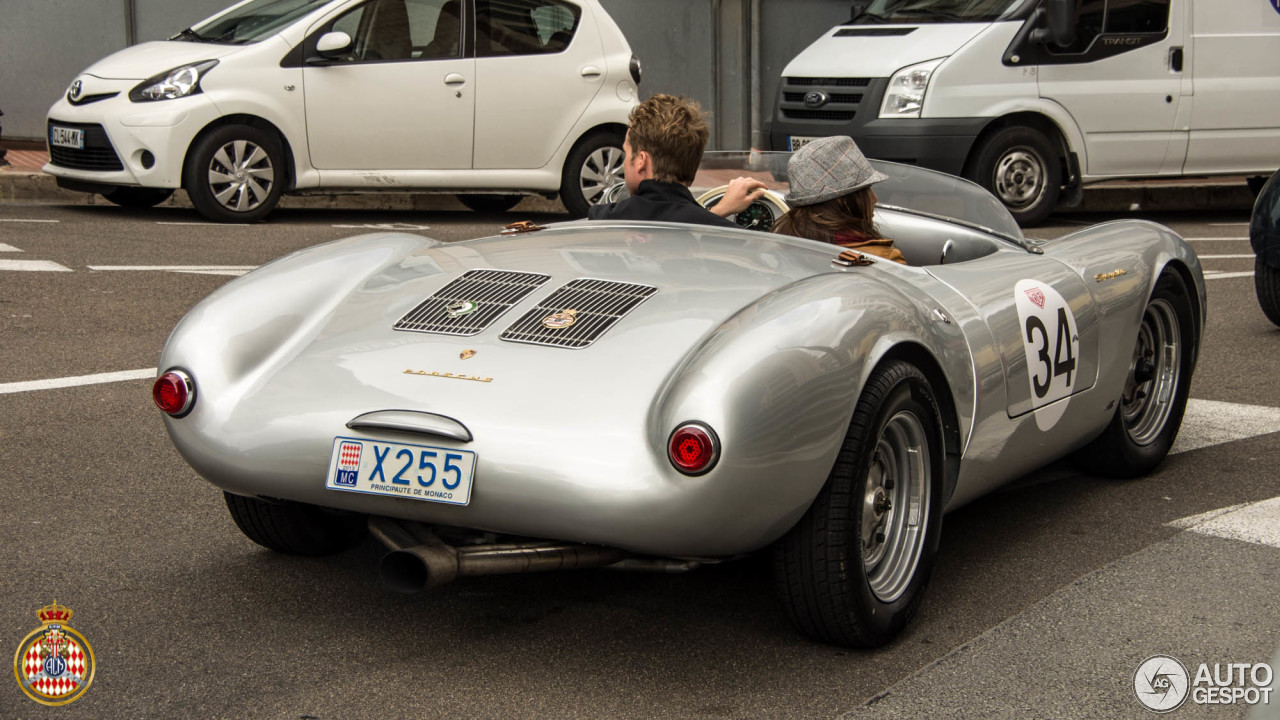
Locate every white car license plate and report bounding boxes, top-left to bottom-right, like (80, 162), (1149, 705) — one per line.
(49, 126), (84, 150)
(788, 135), (820, 151)
(325, 436), (476, 506)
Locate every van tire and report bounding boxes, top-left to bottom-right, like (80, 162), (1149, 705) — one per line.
(560, 130), (626, 218)
(968, 126), (1061, 227)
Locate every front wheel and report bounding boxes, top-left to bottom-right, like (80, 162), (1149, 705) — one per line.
(967, 126), (1061, 227)
(774, 360), (945, 647)
(185, 124), (286, 223)
(1074, 271), (1195, 478)
(560, 130), (625, 218)
(224, 492), (366, 556)
(101, 186), (174, 208)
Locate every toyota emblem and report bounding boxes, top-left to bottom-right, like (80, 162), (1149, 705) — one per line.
(68, 79), (83, 101)
(803, 91), (829, 109)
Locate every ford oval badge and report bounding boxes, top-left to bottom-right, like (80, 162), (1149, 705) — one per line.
(803, 91), (828, 109)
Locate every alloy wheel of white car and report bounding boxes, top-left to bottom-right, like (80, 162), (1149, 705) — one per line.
(185, 124), (287, 223)
(560, 131), (626, 217)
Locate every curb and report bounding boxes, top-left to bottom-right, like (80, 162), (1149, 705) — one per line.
(0, 169), (1256, 216)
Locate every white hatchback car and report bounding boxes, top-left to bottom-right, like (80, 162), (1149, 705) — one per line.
(44, 0), (640, 222)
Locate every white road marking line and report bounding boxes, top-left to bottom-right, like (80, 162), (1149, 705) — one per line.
(0, 243), (23, 252)
(1209, 222), (1249, 226)
(88, 265), (257, 273)
(1168, 497), (1280, 549)
(1198, 254), (1255, 259)
(0, 368), (156, 395)
(1203, 271), (1254, 280)
(0, 218), (59, 223)
(173, 269), (252, 276)
(1184, 236), (1248, 241)
(0, 260), (72, 272)
(332, 223), (432, 230)
(155, 221), (251, 227)
(1170, 398), (1280, 455)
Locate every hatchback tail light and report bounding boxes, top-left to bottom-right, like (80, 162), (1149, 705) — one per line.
(668, 422), (719, 475)
(153, 369), (195, 417)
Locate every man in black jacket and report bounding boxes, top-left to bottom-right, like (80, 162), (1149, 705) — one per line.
(588, 94), (765, 227)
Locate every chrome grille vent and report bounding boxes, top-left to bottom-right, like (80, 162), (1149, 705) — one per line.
(499, 279), (657, 349)
(393, 269), (550, 336)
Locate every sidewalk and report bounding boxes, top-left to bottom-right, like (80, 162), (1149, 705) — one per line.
(0, 143), (1258, 216)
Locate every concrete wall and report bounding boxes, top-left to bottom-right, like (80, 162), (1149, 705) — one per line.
(0, 0), (849, 149)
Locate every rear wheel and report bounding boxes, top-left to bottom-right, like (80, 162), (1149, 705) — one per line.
(457, 194), (522, 214)
(224, 492), (366, 556)
(560, 130), (625, 218)
(967, 126), (1061, 227)
(774, 360), (945, 647)
(101, 186), (174, 208)
(1075, 271), (1195, 478)
(185, 124), (286, 223)
(1256, 258), (1280, 327)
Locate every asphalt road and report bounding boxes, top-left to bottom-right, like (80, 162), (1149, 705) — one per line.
(1, 200), (1278, 719)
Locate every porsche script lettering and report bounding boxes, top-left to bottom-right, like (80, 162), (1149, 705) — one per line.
(403, 369), (493, 383)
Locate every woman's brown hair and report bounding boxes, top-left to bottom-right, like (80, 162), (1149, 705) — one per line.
(773, 187), (879, 244)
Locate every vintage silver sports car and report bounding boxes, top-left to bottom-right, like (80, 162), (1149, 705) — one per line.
(154, 154), (1205, 647)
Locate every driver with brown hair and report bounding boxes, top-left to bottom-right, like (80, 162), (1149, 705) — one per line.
(589, 93), (767, 227)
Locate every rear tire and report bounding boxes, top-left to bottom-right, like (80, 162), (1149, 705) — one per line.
(560, 130), (625, 218)
(224, 492), (366, 556)
(101, 186), (174, 208)
(185, 124), (286, 223)
(1256, 258), (1280, 327)
(1074, 271), (1195, 478)
(966, 125), (1061, 227)
(457, 194), (522, 214)
(773, 361), (945, 647)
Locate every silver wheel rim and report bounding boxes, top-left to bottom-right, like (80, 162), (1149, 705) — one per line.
(861, 410), (931, 603)
(578, 145), (625, 206)
(208, 139), (274, 213)
(1121, 297), (1181, 445)
(993, 147), (1046, 210)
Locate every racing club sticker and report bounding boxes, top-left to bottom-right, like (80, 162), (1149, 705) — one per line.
(13, 601), (95, 706)
(1013, 279), (1080, 430)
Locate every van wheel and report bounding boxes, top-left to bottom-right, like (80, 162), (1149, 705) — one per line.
(1256, 259), (1280, 327)
(457, 194), (522, 214)
(185, 124), (286, 223)
(967, 126), (1061, 227)
(101, 186), (174, 208)
(560, 130), (626, 218)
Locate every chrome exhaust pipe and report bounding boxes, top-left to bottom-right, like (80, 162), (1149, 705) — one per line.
(369, 517), (629, 593)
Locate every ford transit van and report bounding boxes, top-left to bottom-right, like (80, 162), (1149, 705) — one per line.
(769, 0), (1280, 225)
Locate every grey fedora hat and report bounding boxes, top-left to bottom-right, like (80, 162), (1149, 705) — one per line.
(786, 136), (888, 206)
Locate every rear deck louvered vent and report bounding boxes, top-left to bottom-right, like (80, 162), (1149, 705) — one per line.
(393, 269), (550, 336)
(499, 279), (657, 349)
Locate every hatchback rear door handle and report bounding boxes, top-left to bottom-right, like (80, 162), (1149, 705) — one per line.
(580, 66), (602, 78)
(444, 73), (467, 86)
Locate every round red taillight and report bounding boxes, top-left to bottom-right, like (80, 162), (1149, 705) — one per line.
(668, 423), (719, 475)
(153, 370), (195, 416)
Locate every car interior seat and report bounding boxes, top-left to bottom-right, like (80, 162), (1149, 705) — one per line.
(365, 0), (413, 60)
(423, 0), (461, 58)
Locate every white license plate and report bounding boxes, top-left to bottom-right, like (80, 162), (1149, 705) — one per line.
(325, 436), (476, 506)
(49, 126), (84, 150)
(788, 135), (820, 151)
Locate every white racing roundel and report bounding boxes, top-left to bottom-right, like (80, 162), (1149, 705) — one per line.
(1013, 279), (1080, 430)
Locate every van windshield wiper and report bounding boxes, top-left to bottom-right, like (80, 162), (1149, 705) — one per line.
(849, 10), (892, 23)
(891, 7), (968, 22)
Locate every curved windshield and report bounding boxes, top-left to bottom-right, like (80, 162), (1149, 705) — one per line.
(851, 0), (1032, 24)
(692, 151), (1024, 245)
(184, 0), (333, 44)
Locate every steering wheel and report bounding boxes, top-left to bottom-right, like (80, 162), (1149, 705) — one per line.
(695, 186), (790, 231)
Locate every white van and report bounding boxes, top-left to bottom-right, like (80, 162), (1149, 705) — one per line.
(45, 0), (640, 222)
(769, 0), (1280, 225)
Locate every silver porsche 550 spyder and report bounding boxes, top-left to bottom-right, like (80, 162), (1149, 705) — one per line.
(154, 154), (1204, 647)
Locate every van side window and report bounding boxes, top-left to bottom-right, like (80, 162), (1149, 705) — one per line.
(477, 0), (581, 57)
(328, 0), (461, 62)
(1048, 0), (1169, 55)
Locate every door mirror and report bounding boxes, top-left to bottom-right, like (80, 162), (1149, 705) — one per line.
(315, 31), (354, 58)
(1031, 0), (1077, 47)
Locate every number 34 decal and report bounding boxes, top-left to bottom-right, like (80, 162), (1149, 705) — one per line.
(1014, 279), (1080, 410)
